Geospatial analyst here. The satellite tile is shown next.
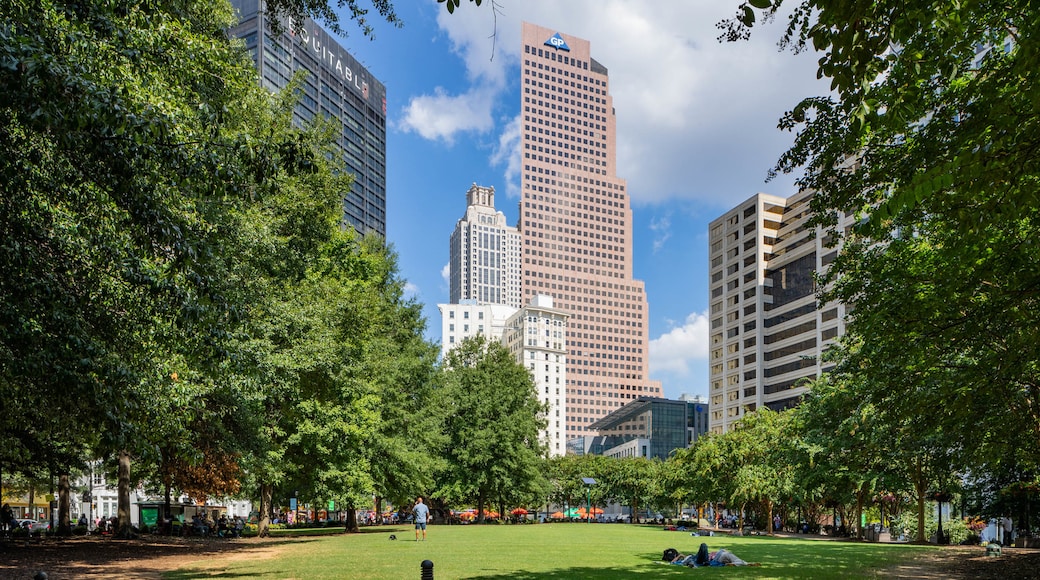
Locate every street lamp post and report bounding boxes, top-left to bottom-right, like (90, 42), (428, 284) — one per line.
(581, 478), (596, 524)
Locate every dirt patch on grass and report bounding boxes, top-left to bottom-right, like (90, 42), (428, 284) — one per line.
(875, 545), (1040, 579)
(0, 535), (289, 579)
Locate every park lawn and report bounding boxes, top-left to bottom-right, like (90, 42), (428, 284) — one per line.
(164, 524), (934, 579)
(265, 526), (347, 537)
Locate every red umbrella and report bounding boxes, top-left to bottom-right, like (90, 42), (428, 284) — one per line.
(550, 511), (565, 519)
(511, 508), (528, 515)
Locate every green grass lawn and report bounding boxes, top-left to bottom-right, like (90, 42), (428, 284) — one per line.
(164, 524), (934, 579)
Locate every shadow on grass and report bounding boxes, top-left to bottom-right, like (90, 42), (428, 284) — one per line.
(164, 567), (701, 580)
(348, 525), (414, 535)
(0, 536), (321, 580)
(260, 525), (412, 537)
(162, 544), (928, 580)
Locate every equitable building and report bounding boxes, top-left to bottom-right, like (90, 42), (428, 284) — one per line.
(229, 0), (388, 237)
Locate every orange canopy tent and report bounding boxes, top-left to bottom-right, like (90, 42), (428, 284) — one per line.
(550, 511), (565, 519)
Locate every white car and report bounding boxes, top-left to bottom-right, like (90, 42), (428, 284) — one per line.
(16, 519), (49, 533)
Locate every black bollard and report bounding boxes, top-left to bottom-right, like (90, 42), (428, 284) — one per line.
(421, 559), (434, 580)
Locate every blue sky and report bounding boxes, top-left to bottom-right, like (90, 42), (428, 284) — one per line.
(329, 2), (828, 400)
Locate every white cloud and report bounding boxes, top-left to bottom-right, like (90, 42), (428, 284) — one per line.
(403, 282), (420, 300)
(398, 86), (496, 143)
(489, 114), (522, 199)
(649, 213), (672, 253)
(418, 1), (829, 209)
(649, 310), (710, 376)
(440, 263), (450, 285)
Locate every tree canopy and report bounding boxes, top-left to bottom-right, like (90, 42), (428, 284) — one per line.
(723, 0), (1040, 532)
(0, 0), (441, 536)
(437, 335), (549, 521)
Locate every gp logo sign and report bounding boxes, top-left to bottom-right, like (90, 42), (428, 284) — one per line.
(543, 33), (570, 51)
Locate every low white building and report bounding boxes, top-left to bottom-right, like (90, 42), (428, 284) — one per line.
(71, 461), (252, 530)
(439, 295), (568, 457)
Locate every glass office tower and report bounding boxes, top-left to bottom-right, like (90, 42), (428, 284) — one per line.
(229, 0), (387, 237)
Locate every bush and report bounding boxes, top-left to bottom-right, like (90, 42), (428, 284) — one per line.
(943, 517), (970, 545)
(893, 509), (970, 544)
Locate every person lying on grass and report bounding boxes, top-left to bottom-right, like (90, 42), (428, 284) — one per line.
(670, 543), (761, 567)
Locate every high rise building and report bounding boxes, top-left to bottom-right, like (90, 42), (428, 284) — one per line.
(679, 393), (711, 445)
(501, 295), (569, 456)
(519, 22), (657, 438)
(437, 296), (568, 456)
(449, 184), (523, 308)
(442, 181), (568, 456)
(707, 191), (851, 433)
(229, 0), (388, 237)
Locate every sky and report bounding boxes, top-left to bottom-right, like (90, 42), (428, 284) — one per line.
(329, 1), (830, 400)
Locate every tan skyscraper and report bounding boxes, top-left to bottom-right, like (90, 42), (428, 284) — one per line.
(707, 191), (851, 433)
(519, 22), (658, 438)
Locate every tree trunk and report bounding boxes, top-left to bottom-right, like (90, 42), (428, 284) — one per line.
(855, 486), (865, 540)
(477, 492), (485, 524)
(344, 505), (359, 533)
(57, 473), (72, 536)
(164, 480), (172, 527)
(767, 499), (774, 537)
(116, 450), (132, 538)
(258, 482), (273, 537)
(914, 457), (927, 544)
(631, 496), (640, 525)
(375, 496), (383, 524)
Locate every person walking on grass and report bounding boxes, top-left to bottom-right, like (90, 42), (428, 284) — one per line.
(413, 497), (430, 541)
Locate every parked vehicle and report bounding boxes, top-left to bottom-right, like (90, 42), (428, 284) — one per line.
(15, 519), (49, 533)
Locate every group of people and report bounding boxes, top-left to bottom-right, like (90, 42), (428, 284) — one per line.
(189, 513), (245, 537)
(95, 515), (119, 534)
(666, 543), (760, 567)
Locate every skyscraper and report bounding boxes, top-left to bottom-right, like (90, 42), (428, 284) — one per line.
(707, 191), (851, 433)
(229, 0), (388, 237)
(441, 182), (567, 456)
(502, 295), (569, 456)
(449, 184), (523, 308)
(519, 22), (657, 437)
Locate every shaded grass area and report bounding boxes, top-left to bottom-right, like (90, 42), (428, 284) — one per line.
(165, 524), (933, 579)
